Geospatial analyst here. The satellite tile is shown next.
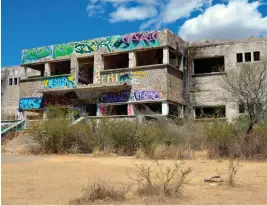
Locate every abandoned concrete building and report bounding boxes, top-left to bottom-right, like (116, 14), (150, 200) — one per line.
(1, 29), (267, 122)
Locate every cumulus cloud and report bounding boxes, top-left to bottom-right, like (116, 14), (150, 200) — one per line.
(109, 6), (158, 22)
(179, 0), (267, 41)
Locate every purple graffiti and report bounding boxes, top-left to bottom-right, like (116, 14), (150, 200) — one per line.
(100, 91), (131, 103)
(121, 31), (159, 44)
(134, 90), (160, 101)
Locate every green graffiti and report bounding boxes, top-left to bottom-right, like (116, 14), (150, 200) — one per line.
(22, 47), (52, 64)
(53, 43), (74, 58)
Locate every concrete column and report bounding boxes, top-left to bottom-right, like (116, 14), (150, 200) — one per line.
(71, 56), (79, 86)
(21, 67), (28, 80)
(129, 52), (137, 68)
(94, 54), (104, 84)
(162, 101), (169, 115)
(127, 104), (134, 115)
(96, 104), (101, 116)
(44, 63), (51, 77)
(163, 47), (170, 64)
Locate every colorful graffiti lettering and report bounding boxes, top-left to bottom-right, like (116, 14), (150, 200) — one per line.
(100, 71), (132, 83)
(75, 36), (121, 54)
(22, 46), (52, 64)
(114, 31), (160, 51)
(42, 75), (75, 89)
(19, 97), (43, 110)
(21, 31), (160, 64)
(132, 71), (147, 79)
(53, 43), (74, 58)
(100, 91), (131, 103)
(43, 92), (78, 106)
(134, 90), (160, 101)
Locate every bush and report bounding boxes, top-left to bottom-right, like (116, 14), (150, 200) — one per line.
(69, 179), (131, 204)
(129, 160), (192, 197)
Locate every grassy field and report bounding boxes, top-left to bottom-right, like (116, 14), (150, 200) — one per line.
(2, 154), (267, 205)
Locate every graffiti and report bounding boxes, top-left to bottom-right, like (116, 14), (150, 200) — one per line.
(75, 36), (121, 54)
(78, 68), (93, 84)
(100, 71), (132, 83)
(100, 91), (131, 103)
(134, 90), (160, 101)
(22, 46), (52, 64)
(21, 31), (160, 64)
(19, 97), (43, 110)
(42, 75), (75, 89)
(114, 31), (160, 51)
(128, 104), (134, 115)
(53, 43), (74, 58)
(132, 71), (147, 79)
(43, 92), (78, 107)
(99, 105), (106, 115)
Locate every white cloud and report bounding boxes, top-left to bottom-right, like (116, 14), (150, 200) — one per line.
(109, 6), (157, 22)
(179, 0), (267, 41)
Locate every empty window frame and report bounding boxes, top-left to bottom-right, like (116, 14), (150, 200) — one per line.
(236, 53), (243, 63)
(100, 104), (128, 116)
(103, 53), (129, 70)
(136, 49), (163, 66)
(245, 52), (251, 62)
(14, 78), (18, 85)
(50, 60), (71, 76)
(78, 57), (94, 85)
(195, 106), (226, 119)
(193, 57), (225, 74)
(9, 78), (13, 86)
(253, 51), (260, 61)
(134, 103), (162, 115)
(239, 104), (245, 113)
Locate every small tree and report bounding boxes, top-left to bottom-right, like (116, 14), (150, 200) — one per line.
(222, 59), (267, 133)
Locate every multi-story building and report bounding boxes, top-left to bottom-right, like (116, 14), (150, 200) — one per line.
(1, 29), (267, 121)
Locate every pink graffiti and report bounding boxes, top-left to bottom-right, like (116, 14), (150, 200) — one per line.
(121, 31), (159, 44)
(127, 104), (134, 115)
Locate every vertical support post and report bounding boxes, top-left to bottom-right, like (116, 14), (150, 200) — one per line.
(96, 104), (101, 116)
(44, 63), (51, 77)
(127, 104), (134, 115)
(163, 47), (170, 64)
(129, 52), (137, 68)
(162, 101), (169, 115)
(94, 53), (104, 84)
(71, 55), (79, 87)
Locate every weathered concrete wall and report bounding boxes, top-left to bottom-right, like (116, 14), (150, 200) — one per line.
(188, 39), (267, 121)
(167, 67), (184, 104)
(1, 66), (40, 117)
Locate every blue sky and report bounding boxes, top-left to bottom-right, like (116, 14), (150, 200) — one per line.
(2, 0), (267, 67)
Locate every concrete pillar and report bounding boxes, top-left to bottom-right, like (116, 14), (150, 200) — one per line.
(21, 67), (28, 80)
(94, 54), (104, 84)
(162, 101), (169, 115)
(163, 47), (170, 64)
(127, 104), (134, 115)
(129, 52), (137, 68)
(96, 104), (101, 116)
(71, 56), (79, 86)
(44, 63), (51, 77)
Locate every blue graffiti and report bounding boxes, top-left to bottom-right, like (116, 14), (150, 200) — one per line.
(42, 75), (75, 89)
(100, 91), (131, 103)
(19, 97), (43, 110)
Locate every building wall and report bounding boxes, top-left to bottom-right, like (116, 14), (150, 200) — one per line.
(188, 39), (267, 121)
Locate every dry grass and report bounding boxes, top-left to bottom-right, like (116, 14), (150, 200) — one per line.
(227, 159), (242, 187)
(69, 179), (131, 204)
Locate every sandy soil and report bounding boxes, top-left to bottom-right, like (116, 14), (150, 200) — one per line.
(2, 154), (267, 205)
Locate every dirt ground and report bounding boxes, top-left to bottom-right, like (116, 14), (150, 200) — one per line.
(2, 154), (267, 205)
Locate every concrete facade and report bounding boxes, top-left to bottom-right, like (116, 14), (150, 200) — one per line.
(2, 29), (267, 121)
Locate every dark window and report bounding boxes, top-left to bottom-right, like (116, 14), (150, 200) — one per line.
(236, 53), (243, 63)
(253, 51), (260, 61)
(14, 78), (18, 85)
(245, 52), (251, 62)
(239, 104), (245, 113)
(136, 49), (163, 66)
(169, 104), (178, 116)
(101, 104), (128, 116)
(9, 78), (13, 85)
(193, 57), (225, 74)
(103, 53), (129, 70)
(195, 106), (226, 119)
(86, 104), (97, 116)
(134, 103), (162, 114)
